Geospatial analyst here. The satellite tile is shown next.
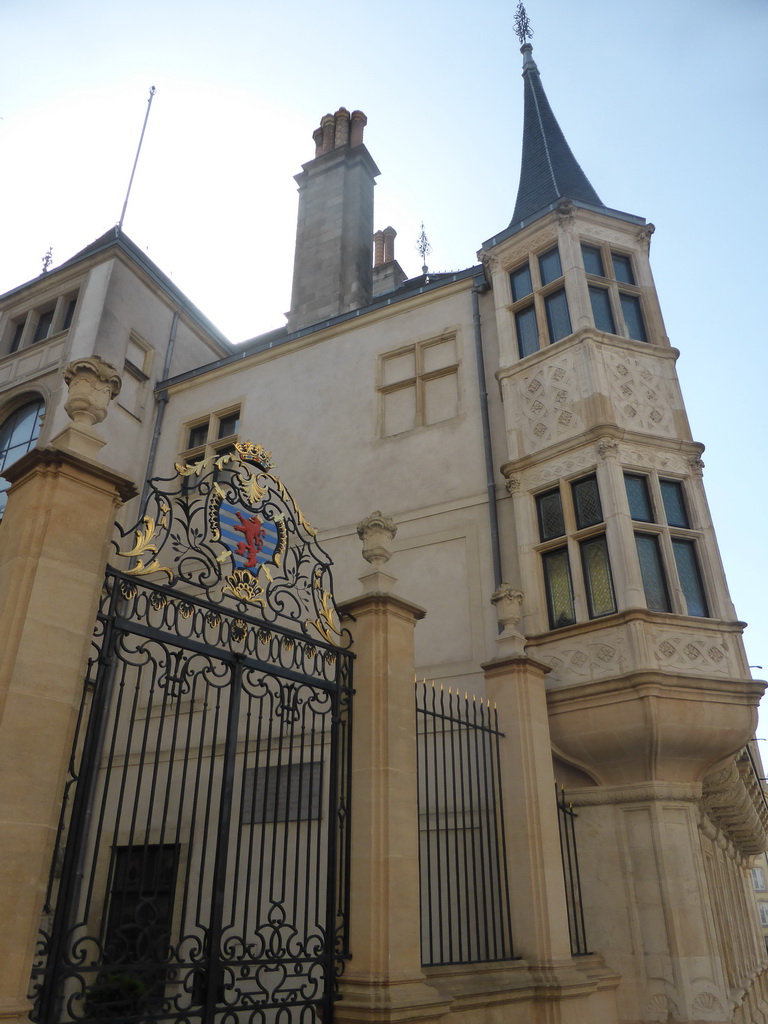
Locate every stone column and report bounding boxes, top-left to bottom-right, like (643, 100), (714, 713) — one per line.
(0, 358), (134, 1024)
(547, 670), (764, 1023)
(484, 585), (575, 965)
(336, 512), (450, 1024)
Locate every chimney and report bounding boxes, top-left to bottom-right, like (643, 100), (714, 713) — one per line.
(372, 225), (408, 298)
(373, 230), (385, 267)
(287, 108), (380, 332)
(383, 226), (396, 263)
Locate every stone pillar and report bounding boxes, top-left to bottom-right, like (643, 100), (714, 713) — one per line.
(547, 671), (764, 1023)
(0, 359), (134, 1024)
(484, 585), (574, 964)
(336, 512), (450, 1024)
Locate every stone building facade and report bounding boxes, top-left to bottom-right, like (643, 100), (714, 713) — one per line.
(1, 33), (767, 1024)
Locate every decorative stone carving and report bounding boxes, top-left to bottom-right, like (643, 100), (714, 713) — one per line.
(491, 584), (523, 630)
(701, 749), (768, 857)
(652, 631), (732, 675)
(690, 991), (724, 1019)
(491, 584), (526, 656)
(525, 448), (597, 489)
(604, 351), (673, 436)
(476, 248), (500, 276)
(596, 436), (619, 460)
(689, 454), (705, 475)
(637, 223), (655, 253)
(554, 198), (575, 227)
(617, 445), (688, 475)
(569, 782), (701, 807)
(356, 511), (397, 567)
(519, 353), (583, 452)
(536, 636), (624, 683)
(63, 356), (121, 426)
(645, 992), (671, 1021)
(504, 475), (521, 495)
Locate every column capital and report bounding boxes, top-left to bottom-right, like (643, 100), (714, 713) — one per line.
(3, 444), (136, 503)
(339, 590), (426, 623)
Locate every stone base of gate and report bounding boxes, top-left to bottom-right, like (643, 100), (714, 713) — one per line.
(422, 955), (620, 1024)
(336, 978), (453, 1024)
(0, 998), (34, 1024)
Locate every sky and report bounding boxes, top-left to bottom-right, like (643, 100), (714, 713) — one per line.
(2, 0), (768, 719)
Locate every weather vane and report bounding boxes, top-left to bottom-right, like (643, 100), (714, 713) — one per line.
(416, 222), (432, 275)
(514, 2), (533, 45)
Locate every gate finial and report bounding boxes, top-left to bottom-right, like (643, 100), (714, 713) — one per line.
(356, 510), (397, 593)
(51, 355), (122, 460)
(491, 584), (527, 655)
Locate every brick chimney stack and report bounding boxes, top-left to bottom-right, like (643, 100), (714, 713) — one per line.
(372, 225), (408, 298)
(287, 108), (379, 332)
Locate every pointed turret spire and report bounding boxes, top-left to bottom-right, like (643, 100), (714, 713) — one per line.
(510, 5), (604, 225)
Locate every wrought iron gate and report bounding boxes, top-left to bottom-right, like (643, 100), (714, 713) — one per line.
(30, 442), (353, 1024)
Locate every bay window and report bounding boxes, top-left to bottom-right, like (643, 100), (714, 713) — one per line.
(536, 474), (616, 629)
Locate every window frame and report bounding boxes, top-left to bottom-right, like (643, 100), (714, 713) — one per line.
(378, 334), (460, 437)
(508, 243), (574, 359)
(580, 241), (648, 343)
(2, 288), (80, 357)
(535, 472), (617, 629)
(623, 470), (711, 617)
(0, 395), (46, 517)
(180, 406), (241, 464)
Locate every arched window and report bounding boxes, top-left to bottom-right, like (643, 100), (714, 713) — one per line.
(0, 397), (45, 516)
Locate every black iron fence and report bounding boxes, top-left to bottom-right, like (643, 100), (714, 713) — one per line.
(556, 785), (590, 956)
(415, 682), (514, 966)
(29, 570), (353, 1024)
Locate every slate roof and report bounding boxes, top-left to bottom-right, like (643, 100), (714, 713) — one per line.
(511, 43), (604, 225)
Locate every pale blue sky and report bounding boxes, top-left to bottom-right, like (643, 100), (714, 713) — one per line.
(2, 0), (767, 715)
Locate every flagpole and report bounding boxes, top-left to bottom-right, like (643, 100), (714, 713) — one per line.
(118, 85), (156, 231)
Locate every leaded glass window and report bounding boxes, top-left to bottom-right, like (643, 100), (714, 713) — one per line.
(10, 319), (25, 353)
(187, 423), (208, 450)
(589, 286), (615, 334)
(544, 289), (572, 343)
(218, 412), (240, 439)
(620, 294), (647, 342)
(625, 474), (653, 522)
(536, 489), (565, 541)
(572, 476), (602, 530)
(635, 534), (671, 612)
(542, 548), (576, 629)
(578, 241), (650, 342)
(581, 536), (616, 618)
(515, 306), (539, 358)
(581, 244), (604, 277)
(32, 308), (54, 344)
(672, 540), (708, 617)
(0, 397), (44, 517)
(660, 480), (689, 528)
(510, 262), (533, 302)
(611, 253), (635, 285)
(539, 247), (563, 286)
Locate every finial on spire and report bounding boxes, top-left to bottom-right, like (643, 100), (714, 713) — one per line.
(514, 2), (533, 46)
(416, 222), (432, 275)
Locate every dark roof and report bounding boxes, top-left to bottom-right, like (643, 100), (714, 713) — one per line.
(511, 43), (604, 225)
(162, 265), (484, 391)
(0, 226), (232, 353)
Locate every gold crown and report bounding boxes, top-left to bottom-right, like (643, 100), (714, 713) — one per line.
(235, 441), (274, 470)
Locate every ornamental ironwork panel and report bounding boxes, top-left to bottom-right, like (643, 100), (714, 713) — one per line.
(415, 682), (514, 966)
(30, 443), (353, 1024)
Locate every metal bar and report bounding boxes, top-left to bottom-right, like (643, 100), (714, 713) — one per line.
(204, 655), (244, 1022)
(416, 684), (515, 967)
(35, 581), (122, 1023)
